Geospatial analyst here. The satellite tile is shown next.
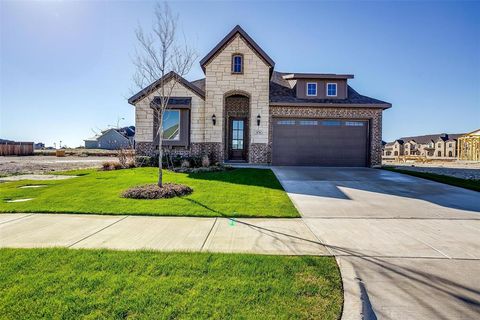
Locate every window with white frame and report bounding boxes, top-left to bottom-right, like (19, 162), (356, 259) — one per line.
(306, 83), (317, 96)
(326, 83), (337, 96)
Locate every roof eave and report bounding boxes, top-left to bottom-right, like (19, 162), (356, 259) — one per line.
(282, 73), (355, 80)
(128, 72), (205, 106)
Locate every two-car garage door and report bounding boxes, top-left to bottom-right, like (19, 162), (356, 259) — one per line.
(272, 118), (369, 166)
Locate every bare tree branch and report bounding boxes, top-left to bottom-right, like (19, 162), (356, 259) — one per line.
(131, 1), (197, 187)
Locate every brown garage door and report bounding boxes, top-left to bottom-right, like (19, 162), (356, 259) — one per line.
(272, 118), (369, 166)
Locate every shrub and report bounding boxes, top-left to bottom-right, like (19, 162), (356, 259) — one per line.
(201, 155), (210, 167)
(101, 161), (123, 171)
(135, 156), (158, 167)
(122, 183), (193, 199)
(181, 159), (191, 168)
(117, 148), (135, 168)
(172, 165), (232, 174)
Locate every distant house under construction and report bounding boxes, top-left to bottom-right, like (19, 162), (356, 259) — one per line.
(457, 129), (480, 161)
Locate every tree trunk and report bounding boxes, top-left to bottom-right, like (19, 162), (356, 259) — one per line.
(158, 144), (163, 187)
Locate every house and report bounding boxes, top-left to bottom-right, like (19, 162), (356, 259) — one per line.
(383, 133), (464, 159)
(129, 25), (391, 167)
(84, 126), (135, 150)
(34, 142), (45, 149)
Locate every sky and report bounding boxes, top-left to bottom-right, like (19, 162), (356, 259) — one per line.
(0, 0), (479, 147)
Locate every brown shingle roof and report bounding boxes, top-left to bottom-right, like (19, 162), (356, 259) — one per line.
(269, 71), (391, 108)
(389, 133), (465, 145)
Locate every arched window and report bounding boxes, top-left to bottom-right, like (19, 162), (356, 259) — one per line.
(394, 151), (398, 156)
(437, 151), (441, 157)
(448, 151), (453, 157)
(232, 54), (243, 74)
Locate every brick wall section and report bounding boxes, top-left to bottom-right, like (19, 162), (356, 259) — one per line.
(136, 142), (156, 157)
(250, 143), (269, 163)
(136, 142), (223, 163)
(269, 106), (383, 167)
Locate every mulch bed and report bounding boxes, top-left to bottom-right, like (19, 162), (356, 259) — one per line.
(122, 183), (193, 199)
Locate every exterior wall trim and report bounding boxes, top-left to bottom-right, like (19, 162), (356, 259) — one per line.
(269, 102), (391, 109)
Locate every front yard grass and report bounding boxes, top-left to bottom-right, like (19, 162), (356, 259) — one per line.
(0, 168), (299, 217)
(382, 166), (480, 192)
(0, 248), (343, 319)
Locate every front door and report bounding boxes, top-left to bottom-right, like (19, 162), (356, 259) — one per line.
(228, 118), (247, 161)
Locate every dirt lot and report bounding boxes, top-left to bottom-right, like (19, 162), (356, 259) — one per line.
(0, 156), (115, 176)
(383, 161), (480, 180)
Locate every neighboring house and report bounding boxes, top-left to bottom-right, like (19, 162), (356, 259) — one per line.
(383, 133), (463, 159)
(129, 25), (391, 167)
(84, 126), (135, 150)
(34, 142), (45, 149)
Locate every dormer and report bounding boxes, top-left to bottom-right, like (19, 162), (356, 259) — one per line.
(282, 73), (354, 99)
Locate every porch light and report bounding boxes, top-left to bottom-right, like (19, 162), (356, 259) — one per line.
(212, 114), (216, 126)
(257, 114), (261, 126)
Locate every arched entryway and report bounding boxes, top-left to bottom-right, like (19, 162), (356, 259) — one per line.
(224, 92), (250, 162)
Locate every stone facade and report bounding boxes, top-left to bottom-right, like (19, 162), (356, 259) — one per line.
(134, 78), (205, 144)
(204, 34), (270, 157)
(269, 106), (383, 166)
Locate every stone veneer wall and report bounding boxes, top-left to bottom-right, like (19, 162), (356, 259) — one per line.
(204, 34), (270, 159)
(269, 106), (383, 167)
(134, 78), (205, 144)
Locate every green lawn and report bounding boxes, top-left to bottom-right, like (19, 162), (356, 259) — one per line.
(382, 166), (480, 192)
(0, 248), (342, 320)
(0, 168), (299, 217)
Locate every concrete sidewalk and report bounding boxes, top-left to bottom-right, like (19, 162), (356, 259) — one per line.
(0, 213), (329, 256)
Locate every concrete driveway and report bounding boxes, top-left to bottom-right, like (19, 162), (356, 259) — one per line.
(273, 167), (480, 320)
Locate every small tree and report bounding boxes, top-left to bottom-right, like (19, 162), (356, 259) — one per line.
(132, 2), (196, 187)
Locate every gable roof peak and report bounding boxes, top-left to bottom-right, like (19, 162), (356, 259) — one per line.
(199, 25), (275, 75)
(128, 71), (205, 105)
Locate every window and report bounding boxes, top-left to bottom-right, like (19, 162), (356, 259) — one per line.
(277, 120), (295, 125)
(299, 120), (318, 126)
(321, 120), (341, 126)
(306, 83), (317, 96)
(232, 54), (243, 73)
(448, 151), (453, 157)
(345, 121), (364, 126)
(162, 110), (180, 141)
(326, 83), (337, 96)
(231, 120), (244, 150)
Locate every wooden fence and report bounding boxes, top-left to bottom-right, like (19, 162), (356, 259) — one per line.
(0, 142), (34, 156)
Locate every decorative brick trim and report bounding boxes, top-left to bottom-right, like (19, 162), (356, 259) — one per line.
(136, 142), (223, 164)
(191, 142), (223, 163)
(269, 106), (383, 167)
